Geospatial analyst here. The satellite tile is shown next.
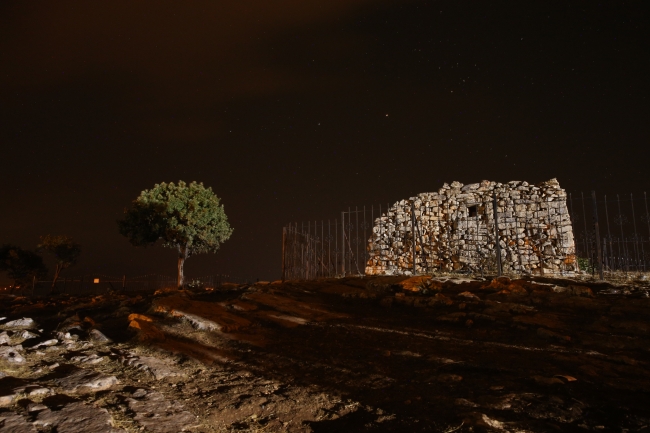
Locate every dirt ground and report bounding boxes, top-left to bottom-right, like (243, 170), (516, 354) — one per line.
(1, 275), (649, 432)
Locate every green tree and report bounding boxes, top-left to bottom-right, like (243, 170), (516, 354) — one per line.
(0, 244), (48, 288)
(37, 235), (81, 290)
(118, 181), (233, 288)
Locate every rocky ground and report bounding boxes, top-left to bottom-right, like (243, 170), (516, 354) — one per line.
(0, 275), (649, 432)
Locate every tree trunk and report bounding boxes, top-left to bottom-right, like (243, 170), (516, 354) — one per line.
(177, 256), (185, 288)
(51, 264), (62, 291)
(177, 246), (188, 288)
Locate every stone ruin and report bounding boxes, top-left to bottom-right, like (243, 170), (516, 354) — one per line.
(365, 178), (578, 276)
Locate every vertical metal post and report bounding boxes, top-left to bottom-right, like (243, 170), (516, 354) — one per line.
(608, 197), (620, 271)
(556, 198), (565, 274)
(476, 204), (481, 276)
(411, 201), (417, 275)
(387, 203), (391, 272)
(359, 205), (368, 275)
(461, 204), (467, 272)
(604, 195), (614, 271)
(328, 220), (331, 277)
(644, 192), (650, 270)
(301, 234), (305, 280)
(282, 227), (287, 282)
(581, 192), (591, 266)
(292, 224), (295, 279)
(414, 201), (426, 274)
(631, 194), (642, 272)
(438, 201), (443, 273)
(567, 193), (568, 271)
(313, 220), (316, 278)
(617, 195), (628, 274)
(644, 192), (650, 240)
(348, 207), (352, 274)
(427, 203), (435, 276)
(122, 275), (126, 291)
(370, 205), (373, 272)
(356, 206), (360, 275)
(446, 199), (451, 270)
(373, 203), (384, 270)
(604, 195), (613, 241)
(514, 206), (523, 274)
(525, 206), (533, 273)
(492, 194), (503, 277)
(546, 205), (554, 276)
(301, 222), (305, 279)
(341, 212), (345, 276)
(286, 226), (290, 280)
(432, 204), (437, 273)
(335, 219), (338, 276)
(591, 191), (604, 280)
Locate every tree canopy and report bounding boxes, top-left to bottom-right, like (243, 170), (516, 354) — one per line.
(0, 244), (48, 288)
(118, 181), (233, 287)
(37, 235), (81, 290)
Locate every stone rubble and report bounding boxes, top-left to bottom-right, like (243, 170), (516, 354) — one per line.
(32, 339), (58, 349)
(0, 345), (25, 364)
(0, 313), (197, 432)
(365, 178), (578, 276)
(17, 331), (39, 341)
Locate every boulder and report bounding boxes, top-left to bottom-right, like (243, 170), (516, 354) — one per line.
(3, 318), (35, 329)
(88, 329), (112, 344)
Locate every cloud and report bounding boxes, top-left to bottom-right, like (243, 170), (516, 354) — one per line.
(1, 1), (384, 97)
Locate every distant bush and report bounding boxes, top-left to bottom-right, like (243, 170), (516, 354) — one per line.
(37, 235), (81, 290)
(577, 257), (594, 273)
(0, 244), (48, 288)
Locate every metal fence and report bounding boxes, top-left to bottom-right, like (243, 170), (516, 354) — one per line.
(569, 192), (650, 277)
(22, 273), (252, 297)
(282, 206), (382, 280)
(282, 191), (650, 281)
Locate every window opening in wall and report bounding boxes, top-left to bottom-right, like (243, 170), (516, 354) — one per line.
(468, 205), (478, 218)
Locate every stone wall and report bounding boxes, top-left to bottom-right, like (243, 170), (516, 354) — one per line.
(365, 178), (577, 276)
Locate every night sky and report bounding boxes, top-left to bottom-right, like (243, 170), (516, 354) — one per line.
(1, 2), (648, 283)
